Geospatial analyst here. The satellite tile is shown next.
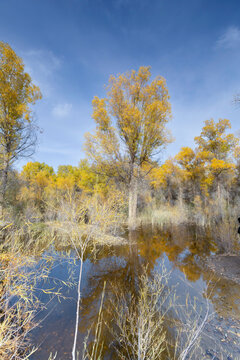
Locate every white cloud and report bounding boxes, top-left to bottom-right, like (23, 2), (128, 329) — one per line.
(216, 26), (240, 49)
(21, 48), (62, 97)
(23, 49), (61, 75)
(52, 103), (72, 118)
(39, 146), (76, 155)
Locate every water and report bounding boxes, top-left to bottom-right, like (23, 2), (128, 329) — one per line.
(30, 225), (240, 359)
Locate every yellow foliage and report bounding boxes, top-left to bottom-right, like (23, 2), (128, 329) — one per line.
(0, 42), (41, 167)
(173, 119), (240, 197)
(194, 118), (238, 161)
(175, 147), (209, 190)
(207, 158), (235, 184)
(150, 159), (182, 189)
(85, 66), (172, 180)
(55, 174), (75, 190)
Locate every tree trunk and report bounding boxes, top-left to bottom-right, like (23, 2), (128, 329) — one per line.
(128, 173), (138, 230)
(216, 180), (224, 221)
(217, 182), (221, 203)
(0, 159), (9, 214)
(178, 184), (183, 207)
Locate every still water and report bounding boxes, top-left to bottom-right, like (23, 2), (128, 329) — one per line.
(30, 225), (240, 359)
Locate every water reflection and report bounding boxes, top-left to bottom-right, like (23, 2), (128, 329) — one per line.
(30, 225), (240, 359)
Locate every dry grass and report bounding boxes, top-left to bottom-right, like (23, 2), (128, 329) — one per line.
(138, 204), (189, 227)
(0, 237), (43, 359)
(212, 219), (240, 254)
(81, 282), (106, 360)
(0, 221), (73, 359)
(44, 191), (126, 360)
(109, 263), (220, 360)
(110, 265), (171, 360)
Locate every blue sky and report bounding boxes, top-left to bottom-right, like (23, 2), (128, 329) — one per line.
(1, 0), (240, 170)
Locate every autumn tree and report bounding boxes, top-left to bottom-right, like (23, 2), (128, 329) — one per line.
(85, 66), (172, 229)
(56, 161), (109, 195)
(175, 147), (211, 202)
(233, 145), (240, 197)
(194, 119), (238, 202)
(20, 162), (54, 212)
(151, 159), (183, 204)
(194, 119), (237, 160)
(0, 42), (41, 208)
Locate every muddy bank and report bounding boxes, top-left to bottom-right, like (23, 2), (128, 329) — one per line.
(206, 254), (240, 285)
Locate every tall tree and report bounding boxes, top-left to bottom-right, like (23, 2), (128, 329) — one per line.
(85, 66), (172, 229)
(0, 42), (41, 207)
(194, 119), (238, 202)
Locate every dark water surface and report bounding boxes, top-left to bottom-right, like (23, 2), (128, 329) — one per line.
(30, 225), (240, 359)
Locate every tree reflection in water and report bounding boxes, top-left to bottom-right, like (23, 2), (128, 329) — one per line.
(30, 225), (240, 359)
